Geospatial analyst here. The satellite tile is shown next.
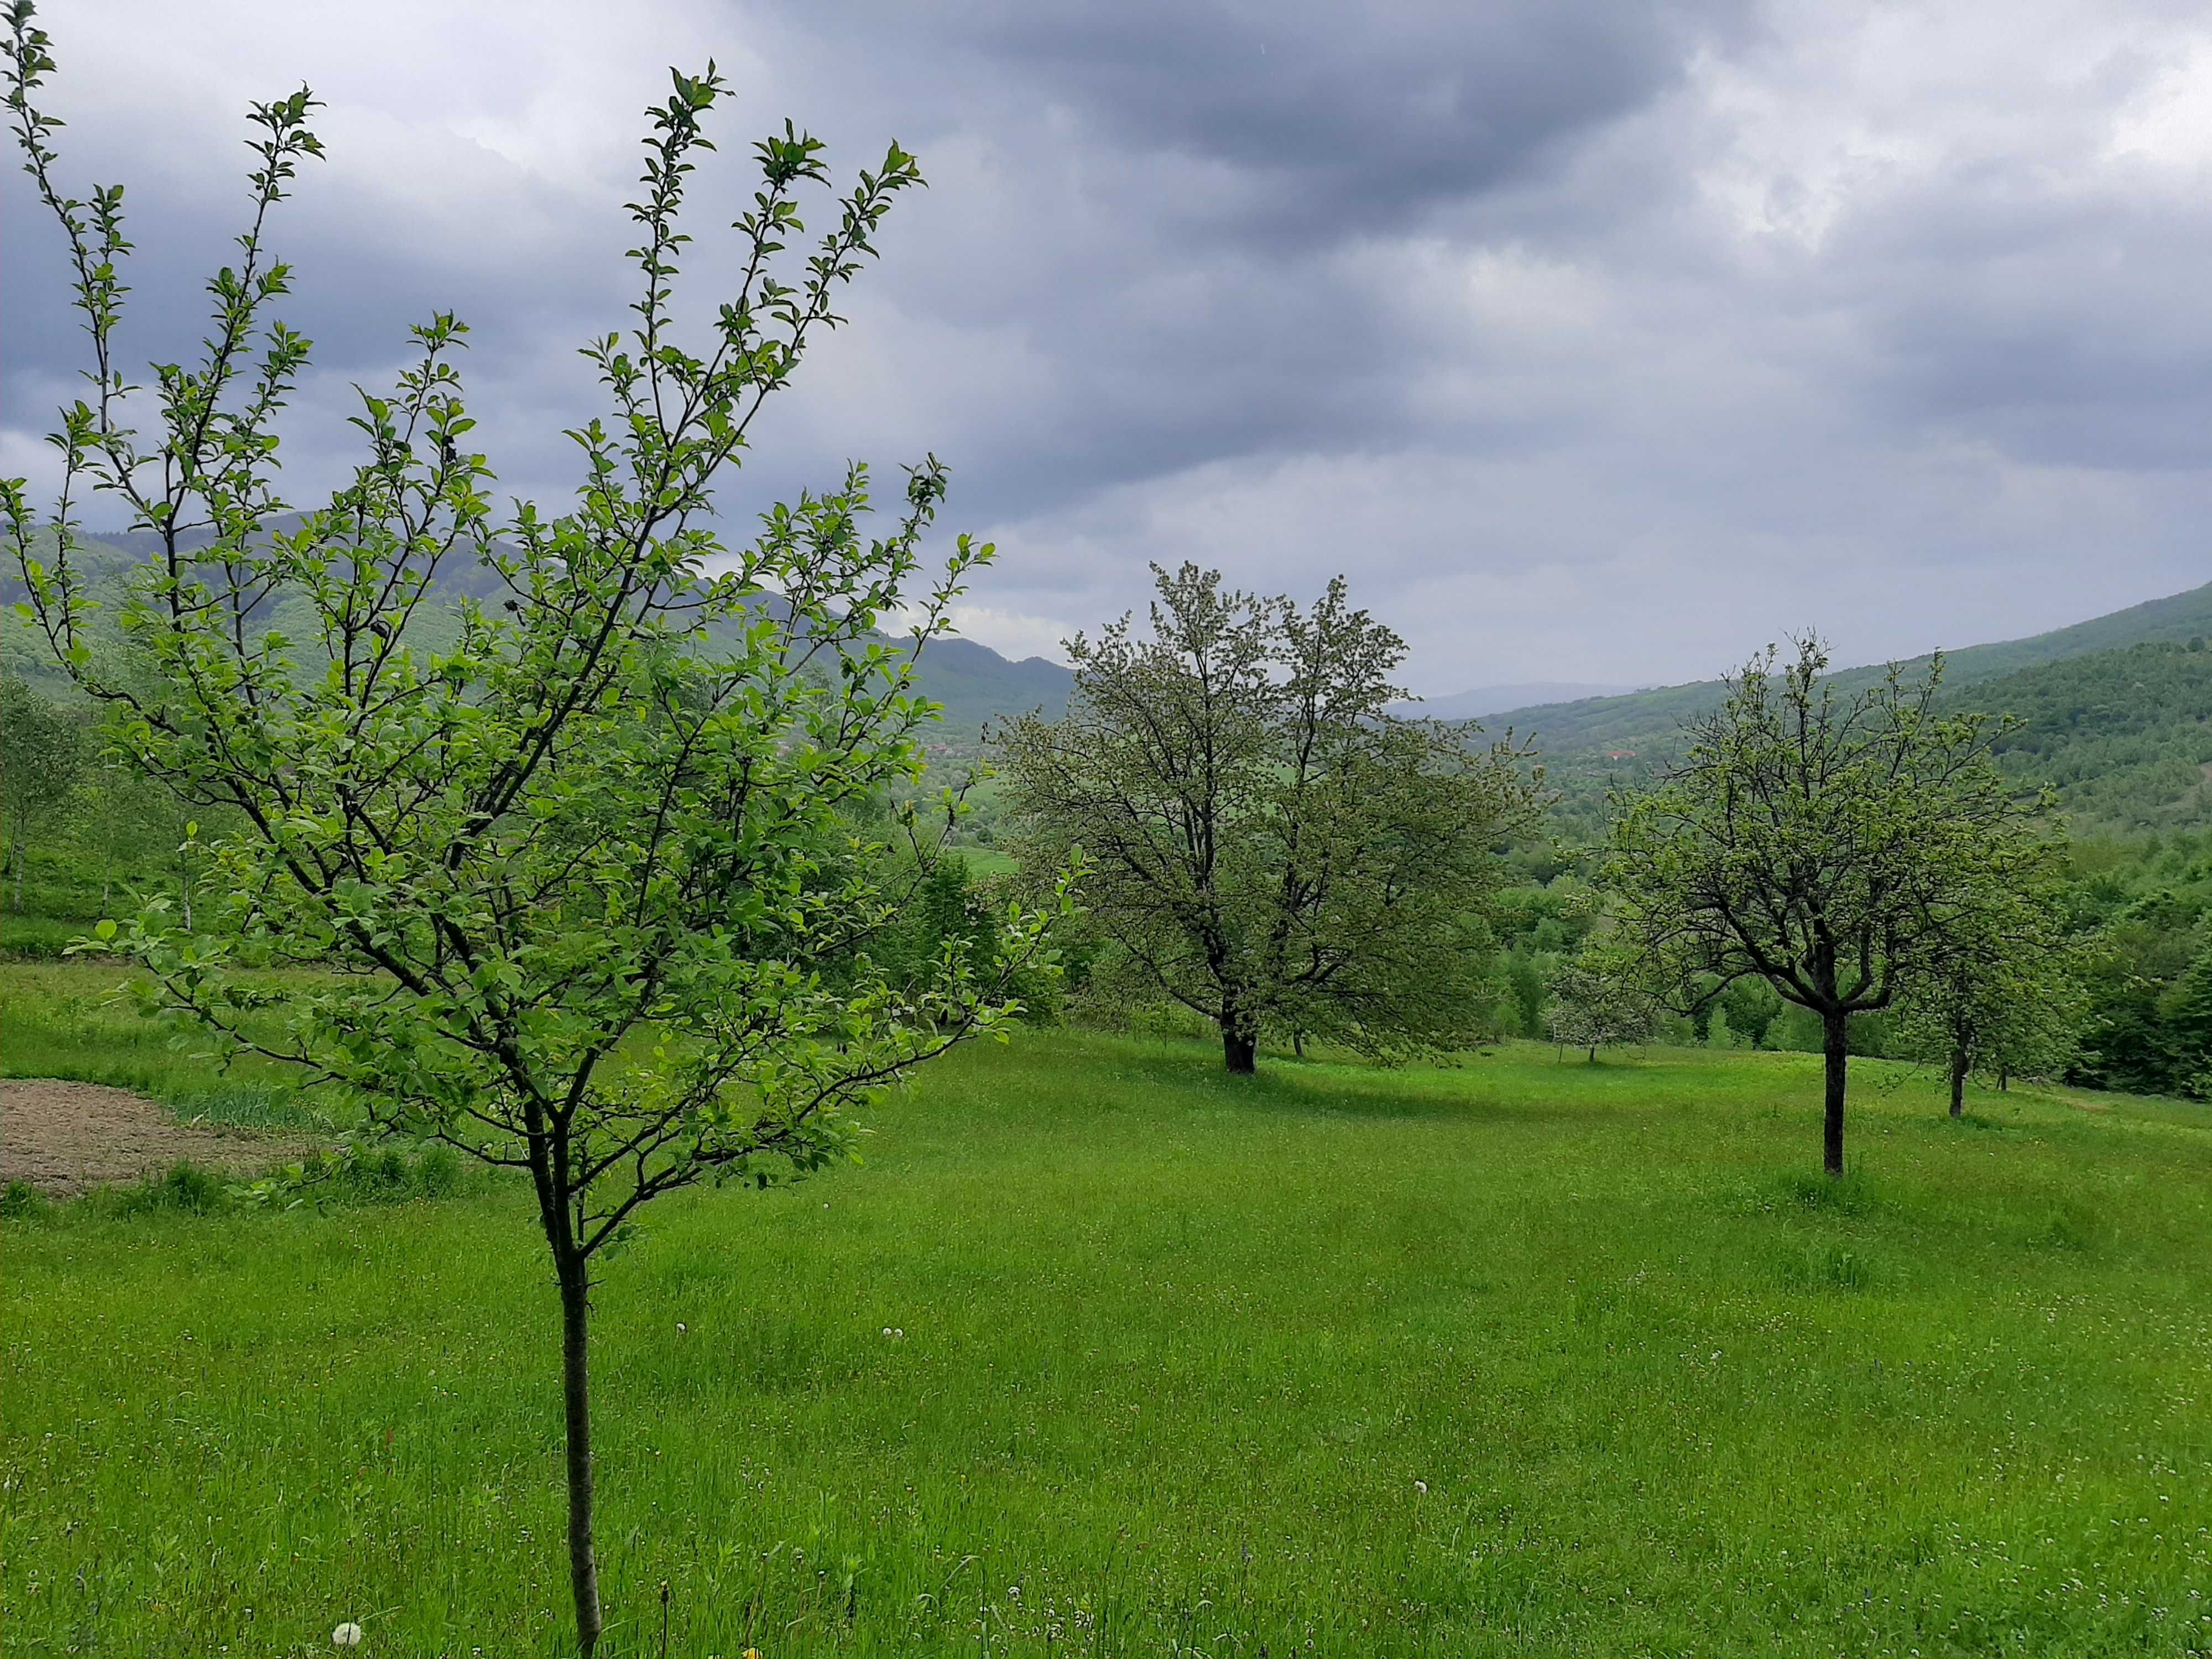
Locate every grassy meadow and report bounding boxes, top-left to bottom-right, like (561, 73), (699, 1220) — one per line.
(4, 963), (2211, 1656)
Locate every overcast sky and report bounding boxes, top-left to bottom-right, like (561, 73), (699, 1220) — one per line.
(4, 1), (2208, 695)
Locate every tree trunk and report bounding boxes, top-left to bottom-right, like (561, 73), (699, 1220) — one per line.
(1822, 1011), (1849, 1178)
(1998, 1064), (2009, 1093)
(1222, 1015), (1257, 1074)
(557, 1254), (604, 1656)
(1291, 1030), (1306, 1060)
(1949, 1046), (1968, 1118)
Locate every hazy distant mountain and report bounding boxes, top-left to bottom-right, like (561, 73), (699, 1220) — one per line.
(905, 636), (1070, 732)
(7, 525), (1073, 733)
(1395, 682), (1637, 722)
(1484, 578), (2212, 757)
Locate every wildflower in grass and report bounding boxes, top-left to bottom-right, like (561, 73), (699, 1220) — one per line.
(1413, 1480), (1428, 1496)
(332, 1622), (363, 1648)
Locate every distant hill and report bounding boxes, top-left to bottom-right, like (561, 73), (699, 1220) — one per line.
(4, 526), (1073, 735)
(1488, 579), (2212, 758)
(1974, 640), (2212, 834)
(1395, 681), (1637, 722)
(904, 636), (1070, 732)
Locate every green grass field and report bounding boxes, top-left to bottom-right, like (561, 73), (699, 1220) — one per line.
(5, 964), (2210, 1656)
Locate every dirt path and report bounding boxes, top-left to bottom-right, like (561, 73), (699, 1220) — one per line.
(0, 1079), (315, 1198)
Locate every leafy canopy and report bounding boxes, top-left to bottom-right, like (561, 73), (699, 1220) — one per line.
(3, 14), (1068, 1648)
(1001, 562), (1542, 1069)
(1605, 635), (2056, 1171)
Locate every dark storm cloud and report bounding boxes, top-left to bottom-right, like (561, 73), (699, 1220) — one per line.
(904, 2), (1755, 238)
(4, 1), (2209, 685)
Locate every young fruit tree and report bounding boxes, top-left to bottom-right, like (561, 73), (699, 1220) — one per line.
(1544, 948), (1656, 1062)
(1603, 635), (2053, 1176)
(1890, 882), (2084, 1115)
(3, 16), (1067, 1654)
(999, 561), (1543, 1072)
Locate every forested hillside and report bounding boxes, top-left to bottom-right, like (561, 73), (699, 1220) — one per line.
(1981, 640), (2212, 833)
(1516, 599), (2212, 844)
(1, 529), (1073, 734)
(1485, 577), (2212, 756)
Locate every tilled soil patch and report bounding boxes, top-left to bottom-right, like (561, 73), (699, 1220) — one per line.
(1, 1078), (315, 1198)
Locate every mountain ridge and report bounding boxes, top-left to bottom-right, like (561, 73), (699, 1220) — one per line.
(1394, 681), (1639, 721)
(7, 526), (1074, 734)
(1482, 578), (2212, 754)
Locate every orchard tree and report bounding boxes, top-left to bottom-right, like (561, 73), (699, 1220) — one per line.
(1000, 562), (1543, 1072)
(1544, 948), (1656, 1062)
(1891, 889), (2084, 1115)
(3, 15), (1067, 1654)
(1604, 635), (2053, 1176)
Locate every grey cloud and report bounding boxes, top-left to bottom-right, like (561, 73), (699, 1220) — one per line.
(902, 2), (1755, 239)
(3, 1), (2209, 696)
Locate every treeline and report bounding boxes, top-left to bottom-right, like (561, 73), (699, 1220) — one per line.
(1, 669), (221, 945)
(20, 592), (2212, 1118)
(2058, 830), (2212, 1095)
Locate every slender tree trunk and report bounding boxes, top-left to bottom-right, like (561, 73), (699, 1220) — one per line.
(557, 1253), (604, 1656)
(1998, 1064), (2009, 1093)
(1822, 1010), (1849, 1178)
(1291, 1029), (1306, 1060)
(1949, 1046), (1968, 1118)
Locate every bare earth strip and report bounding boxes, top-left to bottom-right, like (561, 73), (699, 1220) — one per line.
(0, 1079), (314, 1197)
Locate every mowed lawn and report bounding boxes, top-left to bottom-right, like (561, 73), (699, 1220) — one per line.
(5, 972), (2211, 1656)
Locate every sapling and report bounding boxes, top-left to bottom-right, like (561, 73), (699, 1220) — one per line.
(2, 10), (1068, 1651)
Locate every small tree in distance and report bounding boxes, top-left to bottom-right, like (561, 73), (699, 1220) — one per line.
(1000, 563), (1545, 1072)
(1545, 949), (1655, 1062)
(3, 17), (1068, 1654)
(1891, 888), (2084, 1115)
(1605, 635), (2054, 1176)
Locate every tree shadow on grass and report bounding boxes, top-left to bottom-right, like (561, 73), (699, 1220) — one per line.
(1151, 1055), (1650, 1127)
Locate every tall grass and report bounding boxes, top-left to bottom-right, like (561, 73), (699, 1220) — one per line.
(3, 965), (2209, 1655)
